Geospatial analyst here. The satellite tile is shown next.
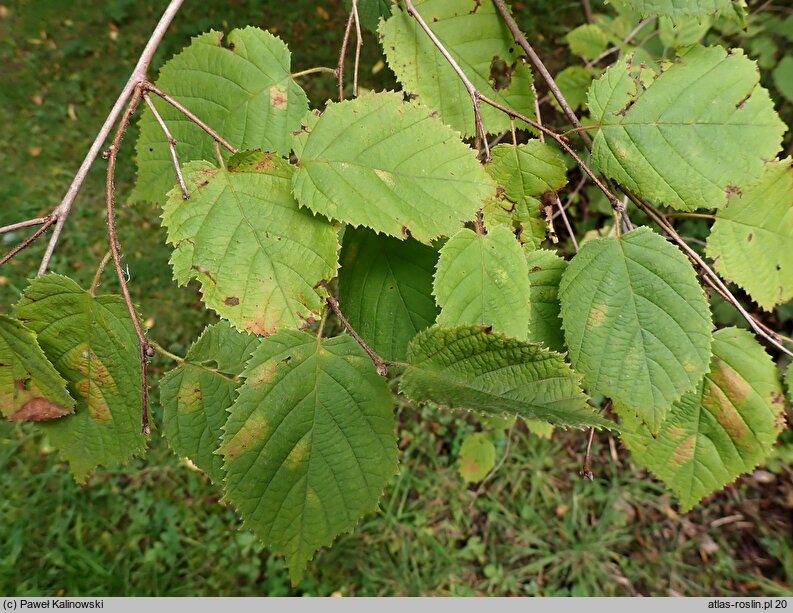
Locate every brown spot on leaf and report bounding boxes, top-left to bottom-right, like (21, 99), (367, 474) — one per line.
(224, 296), (240, 307)
(10, 397), (71, 421)
(530, 266), (542, 273)
(725, 184), (742, 199)
(245, 320), (275, 337)
(76, 379), (112, 421)
(221, 413), (268, 460)
(735, 91), (752, 109)
(270, 86), (288, 109)
(671, 435), (696, 467)
(747, 233), (753, 242)
(256, 152), (275, 170)
(177, 383), (203, 411)
(704, 364), (751, 441)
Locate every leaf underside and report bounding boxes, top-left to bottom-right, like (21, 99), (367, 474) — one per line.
(221, 330), (398, 585)
(15, 275), (147, 483)
(401, 325), (606, 428)
(0, 315), (74, 421)
(559, 226), (712, 433)
(619, 327), (787, 511)
(292, 91), (495, 243)
(162, 151), (339, 335)
(588, 45), (784, 211)
(132, 27), (308, 204)
(525, 248), (568, 353)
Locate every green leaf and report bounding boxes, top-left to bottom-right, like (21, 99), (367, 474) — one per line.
(486, 142), (568, 201)
(348, 0), (393, 31)
(772, 56), (793, 104)
(380, 0), (535, 137)
(401, 325), (605, 428)
(785, 362), (793, 405)
(526, 419), (555, 439)
(132, 27), (308, 204)
(0, 315), (74, 421)
(482, 194), (548, 249)
(624, 0), (740, 19)
(588, 45), (785, 211)
(162, 151), (339, 335)
(619, 327), (787, 511)
(434, 227), (530, 339)
(559, 227), (712, 433)
(553, 66), (595, 112)
(14, 275), (147, 483)
(658, 15), (711, 49)
(706, 159), (793, 311)
(292, 91), (495, 243)
(566, 24), (609, 60)
(338, 227), (439, 362)
(525, 248), (568, 353)
(160, 322), (260, 482)
(458, 432), (496, 482)
(221, 330), (398, 584)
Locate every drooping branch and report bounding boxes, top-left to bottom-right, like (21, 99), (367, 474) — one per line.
(36, 0), (185, 276)
(403, 0), (490, 159)
(0, 217), (51, 235)
(324, 293), (389, 376)
(104, 84), (151, 434)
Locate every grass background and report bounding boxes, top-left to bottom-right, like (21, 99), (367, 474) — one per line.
(0, 0), (792, 596)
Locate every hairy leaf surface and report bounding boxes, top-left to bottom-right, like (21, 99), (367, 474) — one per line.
(160, 322), (260, 482)
(619, 327), (787, 511)
(401, 325), (605, 428)
(559, 227), (712, 432)
(434, 227), (530, 339)
(0, 315), (74, 421)
(588, 45), (784, 211)
(133, 27), (308, 204)
(15, 275), (146, 483)
(706, 159), (793, 311)
(380, 0), (535, 137)
(624, 0), (738, 19)
(339, 227), (439, 362)
(162, 151), (339, 335)
(292, 92), (494, 243)
(525, 249), (568, 353)
(221, 330), (398, 584)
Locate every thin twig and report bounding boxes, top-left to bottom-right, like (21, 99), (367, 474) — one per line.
(291, 66), (336, 78)
(0, 217), (50, 235)
(555, 193), (579, 251)
(104, 84), (151, 434)
(403, 0), (490, 160)
(0, 216), (56, 266)
(352, 0), (363, 97)
(36, 0), (185, 276)
(149, 340), (185, 365)
(581, 427), (596, 480)
(143, 93), (188, 199)
(325, 292), (388, 376)
(89, 251), (112, 296)
(336, 7), (356, 100)
(492, 0), (589, 145)
(478, 94), (624, 212)
(582, 0), (593, 22)
(629, 194), (793, 359)
(143, 83), (237, 154)
(666, 212), (716, 220)
(532, 83), (544, 145)
(552, 174), (587, 220)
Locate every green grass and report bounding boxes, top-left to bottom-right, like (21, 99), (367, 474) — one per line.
(1, 0), (792, 598)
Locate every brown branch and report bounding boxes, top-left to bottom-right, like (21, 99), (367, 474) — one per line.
(0, 216), (56, 266)
(0, 217), (50, 235)
(143, 83), (237, 154)
(143, 93), (188, 199)
(104, 84), (151, 434)
(325, 293), (388, 376)
(581, 427), (596, 481)
(403, 0), (490, 160)
(336, 6), (356, 100)
(36, 0), (185, 276)
(491, 0), (589, 145)
(629, 194), (793, 359)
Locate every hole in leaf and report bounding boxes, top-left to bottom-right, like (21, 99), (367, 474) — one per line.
(489, 57), (513, 91)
